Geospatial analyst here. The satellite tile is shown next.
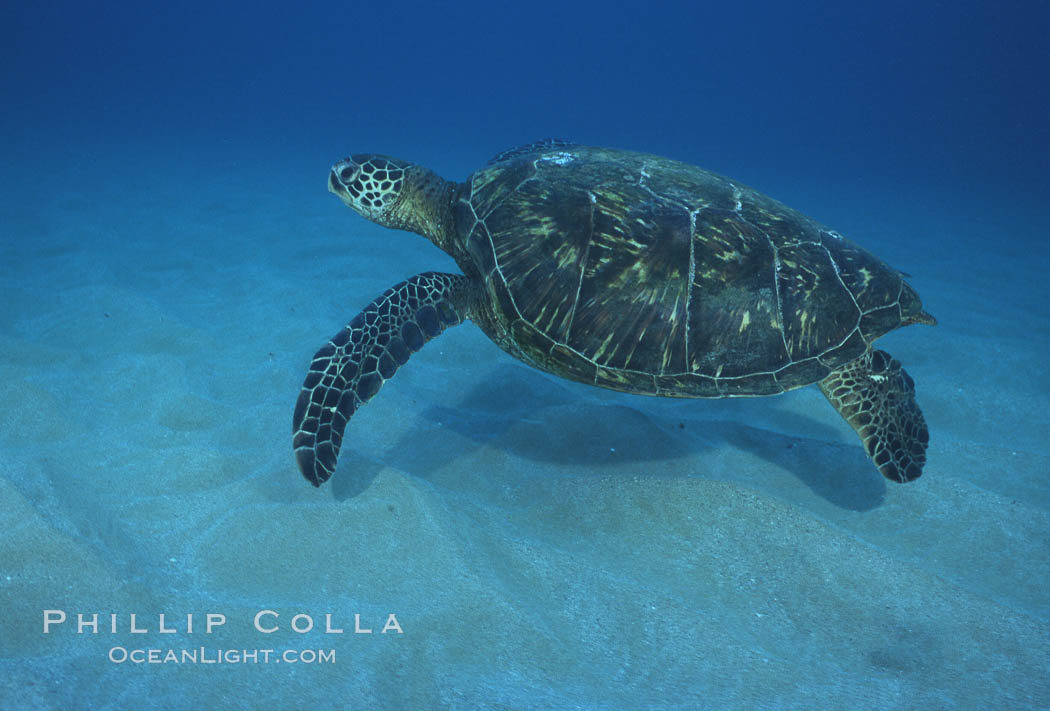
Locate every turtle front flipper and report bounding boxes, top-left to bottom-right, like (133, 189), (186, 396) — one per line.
(293, 272), (473, 486)
(818, 348), (930, 483)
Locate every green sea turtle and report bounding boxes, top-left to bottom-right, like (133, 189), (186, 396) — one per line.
(293, 140), (936, 487)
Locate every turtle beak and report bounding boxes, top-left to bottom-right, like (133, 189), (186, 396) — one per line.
(329, 159), (359, 205)
(328, 168), (354, 208)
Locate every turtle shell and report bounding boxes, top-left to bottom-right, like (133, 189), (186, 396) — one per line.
(453, 142), (927, 397)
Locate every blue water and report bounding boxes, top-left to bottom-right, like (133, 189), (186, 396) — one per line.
(3, 1), (1048, 709)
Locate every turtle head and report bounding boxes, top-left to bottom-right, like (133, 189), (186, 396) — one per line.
(328, 154), (456, 250)
(328, 154), (408, 223)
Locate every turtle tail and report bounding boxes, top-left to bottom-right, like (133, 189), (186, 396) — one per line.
(900, 280), (937, 326)
(292, 272), (472, 486)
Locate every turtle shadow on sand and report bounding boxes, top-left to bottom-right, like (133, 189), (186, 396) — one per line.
(331, 364), (887, 512)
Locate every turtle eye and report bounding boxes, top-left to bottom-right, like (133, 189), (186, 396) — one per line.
(339, 166), (355, 182)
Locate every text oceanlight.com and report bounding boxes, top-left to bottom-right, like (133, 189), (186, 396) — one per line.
(108, 647), (336, 665)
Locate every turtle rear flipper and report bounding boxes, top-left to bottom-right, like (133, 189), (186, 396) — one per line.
(292, 272), (473, 486)
(818, 348), (929, 483)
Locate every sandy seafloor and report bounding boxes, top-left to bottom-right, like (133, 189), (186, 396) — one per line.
(1, 136), (1048, 710)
